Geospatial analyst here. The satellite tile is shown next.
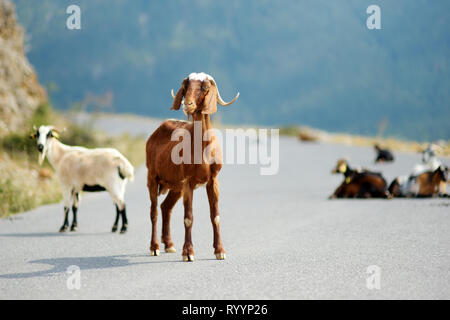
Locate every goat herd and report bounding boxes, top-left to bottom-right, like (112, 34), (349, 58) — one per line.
(329, 144), (448, 199)
(28, 72), (448, 262)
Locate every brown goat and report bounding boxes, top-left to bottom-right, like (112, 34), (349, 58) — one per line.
(330, 159), (390, 199)
(145, 73), (239, 262)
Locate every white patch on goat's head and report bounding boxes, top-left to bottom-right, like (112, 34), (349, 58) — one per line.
(422, 144), (442, 164)
(422, 148), (435, 163)
(188, 72), (214, 82)
(35, 125), (56, 165)
(166, 118), (189, 123)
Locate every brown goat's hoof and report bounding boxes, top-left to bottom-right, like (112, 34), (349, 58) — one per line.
(111, 225), (118, 232)
(70, 225), (77, 232)
(182, 255), (194, 262)
(59, 226), (68, 232)
(165, 246), (176, 253)
(150, 249), (160, 256)
(215, 253), (226, 260)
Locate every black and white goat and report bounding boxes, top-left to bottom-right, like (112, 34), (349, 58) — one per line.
(412, 144), (442, 175)
(388, 144), (447, 197)
(389, 165), (448, 198)
(31, 125), (134, 233)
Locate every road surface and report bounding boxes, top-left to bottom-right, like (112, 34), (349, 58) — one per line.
(1, 115), (449, 299)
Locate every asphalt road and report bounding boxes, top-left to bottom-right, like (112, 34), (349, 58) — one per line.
(1, 115), (449, 299)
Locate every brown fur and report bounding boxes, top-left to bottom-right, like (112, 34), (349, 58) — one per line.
(416, 166), (448, 197)
(146, 75), (238, 260)
(171, 78), (188, 111)
(389, 166), (448, 198)
(331, 174), (389, 198)
(330, 159), (390, 198)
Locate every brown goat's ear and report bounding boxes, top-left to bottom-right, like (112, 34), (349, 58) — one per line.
(171, 78), (188, 111)
(202, 82), (217, 115)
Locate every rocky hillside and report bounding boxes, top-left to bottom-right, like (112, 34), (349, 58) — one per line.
(0, 0), (46, 135)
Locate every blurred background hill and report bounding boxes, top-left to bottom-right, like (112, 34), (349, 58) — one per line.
(10, 0), (450, 141)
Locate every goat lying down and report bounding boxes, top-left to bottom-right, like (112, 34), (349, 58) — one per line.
(374, 144), (394, 163)
(329, 159), (390, 199)
(31, 125), (134, 233)
(389, 165), (448, 198)
(389, 144), (448, 198)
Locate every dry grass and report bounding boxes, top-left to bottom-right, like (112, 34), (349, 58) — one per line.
(0, 152), (61, 217)
(298, 129), (319, 142)
(321, 133), (450, 156)
(280, 125), (450, 157)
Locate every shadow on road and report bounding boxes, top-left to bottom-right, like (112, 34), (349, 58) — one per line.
(0, 232), (110, 238)
(0, 254), (181, 279)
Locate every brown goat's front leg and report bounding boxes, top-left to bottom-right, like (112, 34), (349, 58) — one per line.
(206, 177), (226, 260)
(148, 177), (160, 256)
(161, 190), (181, 253)
(182, 186), (194, 262)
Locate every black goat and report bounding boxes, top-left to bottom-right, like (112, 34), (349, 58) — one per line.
(374, 145), (394, 163)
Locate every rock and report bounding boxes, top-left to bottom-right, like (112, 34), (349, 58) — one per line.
(0, 0), (47, 135)
(38, 167), (53, 179)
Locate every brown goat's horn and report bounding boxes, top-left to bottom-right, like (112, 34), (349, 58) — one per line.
(218, 91), (239, 106)
(210, 79), (239, 106)
(171, 89), (176, 99)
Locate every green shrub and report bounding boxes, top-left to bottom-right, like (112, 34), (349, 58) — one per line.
(0, 132), (37, 158)
(279, 125), (299, 137)
(62, 123), (99, 148)
(0, 157), (62, 217)
(0, 102), (98, 159)
(30, 102), (55, 127)
(0, 102), (56, 159)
